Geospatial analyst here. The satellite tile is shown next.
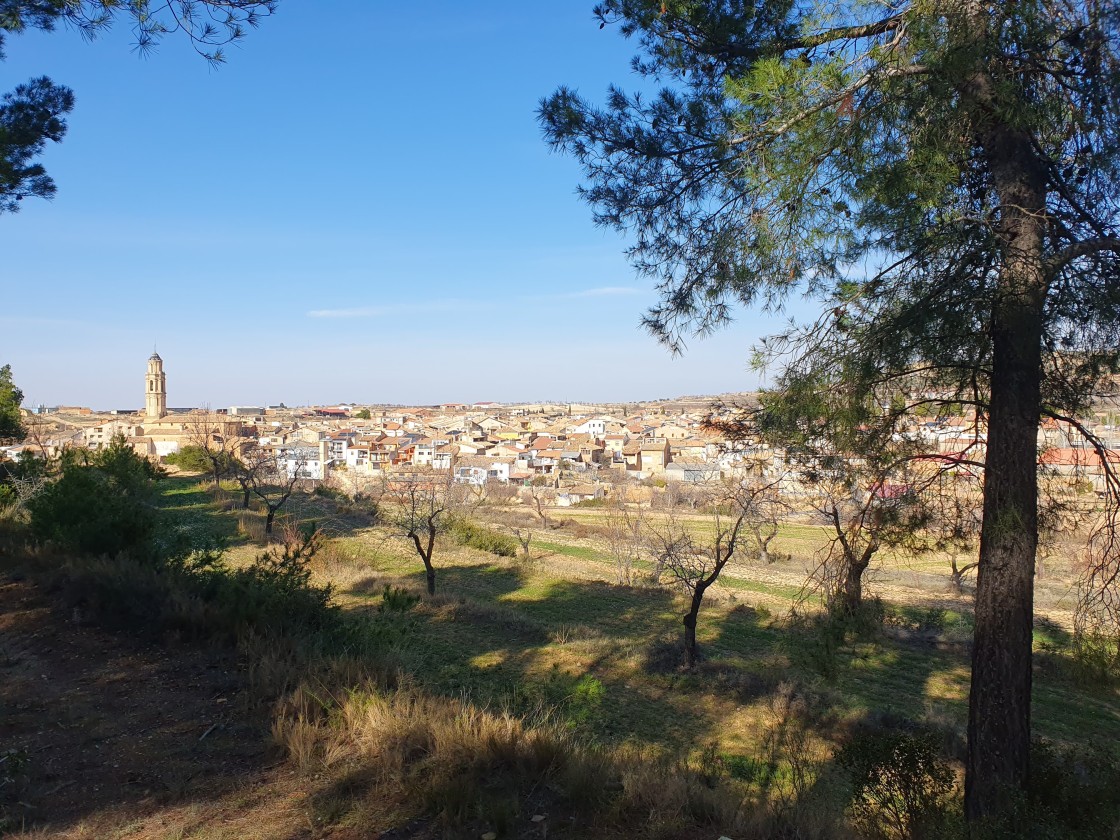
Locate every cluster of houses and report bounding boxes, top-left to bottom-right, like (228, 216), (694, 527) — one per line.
(10, 399), (1120, 498)
(234, 408), (735, 487)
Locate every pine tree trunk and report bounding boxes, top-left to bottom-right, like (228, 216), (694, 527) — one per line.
(966, 116), (1047, 821)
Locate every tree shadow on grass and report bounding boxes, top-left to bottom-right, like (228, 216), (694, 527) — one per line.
(158, 474), (378, 552)
(343, 565), (718, 750)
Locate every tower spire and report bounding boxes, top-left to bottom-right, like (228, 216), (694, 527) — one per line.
(145, 350), (167, 419)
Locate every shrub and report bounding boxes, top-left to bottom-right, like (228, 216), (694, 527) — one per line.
(28, 437), (163, 560)
(313, 483), (346, 501)
(1071, 630), (1120, 683)
(44, 522), (339, 648)
(448, 517), (517, 557)
(163, 444), (225, 474)
(572, 496), (607, 508)
(216, 532), (336, 637)
(835, 729), (954, 840)
(1024, 739), (1120, 839)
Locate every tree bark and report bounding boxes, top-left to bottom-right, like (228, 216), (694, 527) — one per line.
(265, 507), (276, 534)
(840, 556), (866, 615)
(950, 557), (978, 594)
(683, 609), (698, 668)
(683, 583), (708, 668)
(966, 112), (1047, 821)
(424, 562), (436, 596)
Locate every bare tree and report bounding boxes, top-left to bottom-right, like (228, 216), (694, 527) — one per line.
(913, 470), (984, 594)
(521, 479), (553, 526)
(741, 475), (785, 565)
(647, 474), (782, 667)
(603, 487), (646, 586)
(490, 508), (538, 559)
(186, 406), (241, 491)
(483, 478), (517, 506)
(378, 468), (461, 595)
(240, 443), (305, 536)
(805, 456), (930, 615)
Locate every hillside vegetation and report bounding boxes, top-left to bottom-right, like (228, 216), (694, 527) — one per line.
(2, 463), (1118, 839)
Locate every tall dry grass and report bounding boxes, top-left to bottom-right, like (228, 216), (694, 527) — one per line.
(270, 675), (847, 839)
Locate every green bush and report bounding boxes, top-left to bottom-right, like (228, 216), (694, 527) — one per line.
(28, 437), (163, 559)
(1071, 630), (1120, 683)
(572, 496), (607, 508)
(448, 517), (517, 557)
(52, 533), (337, 645)
(836, 729), (954, 840)
(163, 443), (228, 477)
(1023, 739), (1120, 839)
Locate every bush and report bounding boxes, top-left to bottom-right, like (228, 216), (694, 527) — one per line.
(835, 729), (954, 840)
(163, 444), (223, 473)
(313, 483), (346, 501)
(28, 437), (163, 560)
(216, 533), (336, 637)
(572, 496), (607, 508)
(1071, 630), (1120, 683)
(1024, 739), (1120, 839)
(448, 517), (517, 557)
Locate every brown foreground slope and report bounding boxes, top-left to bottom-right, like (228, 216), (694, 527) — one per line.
(0, 574), (319, 840)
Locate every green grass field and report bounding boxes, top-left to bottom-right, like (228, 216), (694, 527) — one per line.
(162, 477), (1120, 761)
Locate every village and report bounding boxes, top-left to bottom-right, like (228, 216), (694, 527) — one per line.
(8, 351), (1120, 501)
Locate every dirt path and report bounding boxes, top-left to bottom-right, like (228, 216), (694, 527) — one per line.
(0, 573), (311, 839)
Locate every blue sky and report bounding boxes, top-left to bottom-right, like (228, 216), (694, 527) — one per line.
(2, 2), (811, 410)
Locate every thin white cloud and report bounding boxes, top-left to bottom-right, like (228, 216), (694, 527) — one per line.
(566, 286), (643, 298)
(307, 305), (397, 319)
(307, 299), (481, 319)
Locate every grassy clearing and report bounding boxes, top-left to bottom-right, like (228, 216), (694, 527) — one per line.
(202, 484), (1116, 762)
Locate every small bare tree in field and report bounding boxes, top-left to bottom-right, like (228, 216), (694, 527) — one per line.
(492, 508), (538, 559)
(805, 456), (931, 616)
(603, 487), (646, 586)
(521, 479), (553, 525)
(483, 478), (517, 506)
(378, 468), (465, 595)
(187, 406), (242, 491)
(648, 473), (784, 668)
(239, 443), (305, 536)
(914, 470), (983, 594)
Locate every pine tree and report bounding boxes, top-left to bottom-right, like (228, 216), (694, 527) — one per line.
(540, 0), (1120, 821)
(0, 364), (26, 443)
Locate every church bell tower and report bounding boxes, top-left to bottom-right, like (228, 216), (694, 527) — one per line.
(145, 351), (167, 419)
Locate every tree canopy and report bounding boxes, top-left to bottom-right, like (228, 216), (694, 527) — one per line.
(0, 0), (277, 212)
(0, 363), (26, 443)
(540, 0), (1120, 823)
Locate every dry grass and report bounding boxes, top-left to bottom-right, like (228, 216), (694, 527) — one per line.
(270, 675), (850, 839)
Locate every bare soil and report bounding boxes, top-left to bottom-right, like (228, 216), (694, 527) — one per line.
(0, 573), (309, 839)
